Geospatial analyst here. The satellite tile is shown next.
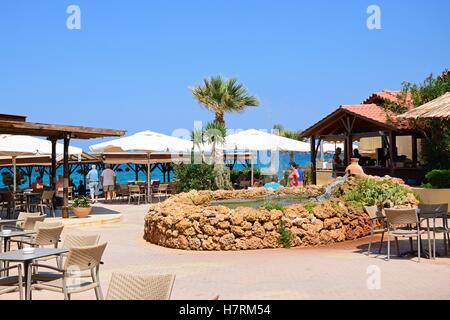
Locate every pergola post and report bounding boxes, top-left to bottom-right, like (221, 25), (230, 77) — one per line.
(50, 138), (57, 190)
(388, 131), (396, 175)
(344, 134), (353, 166)
(62, 134), (70, 219)
(310, 136), (317, 185)
(250, 161), (254, 186)
(411, 134), (418, 166)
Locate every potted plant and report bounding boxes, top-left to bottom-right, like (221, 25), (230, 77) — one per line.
(71, 195), (92, 218)
(413, 169), (450, 208)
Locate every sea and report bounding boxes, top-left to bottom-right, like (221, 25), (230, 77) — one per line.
(1, 152), (333, 189)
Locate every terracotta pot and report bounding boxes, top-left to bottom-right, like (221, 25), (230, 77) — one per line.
(72, 207), (92, 218)
(345, 158), (365, 176)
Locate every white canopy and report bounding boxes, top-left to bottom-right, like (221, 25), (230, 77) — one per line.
(220, 129), (310, 152)
(89, 130), (193, 200)
(0, 135), (83, 191)
(0, 135), (82, 157)
(89, 130), (193, 153)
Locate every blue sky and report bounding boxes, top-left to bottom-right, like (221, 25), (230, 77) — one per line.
(0, 0), (449, 150)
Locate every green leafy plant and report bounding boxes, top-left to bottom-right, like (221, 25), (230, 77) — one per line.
(173, 163), (217, 192)
(303, 202), (316, 214)
(400, 70), (450, 171)
(260, 201), (285, 212)
(344, 177), (414, 208)
(277, 219), (294, 249)
(71, 196), (91, 208)
(424, 169), (450, 189)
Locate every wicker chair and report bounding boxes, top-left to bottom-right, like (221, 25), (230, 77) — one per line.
(19, 222), (64, 248)
(37, 191), (55, 217)
(0, 265), (23, 299)
(28, 242), (107, 300)
(384, 208), (424, 262)
(106, 272), (175, 300)
(364, 205), (387, 255)
(128, 185), (146, 205)
(0, 191), (24, 219)
(63, 234), (100, 249)
(21, 214), (46, 231)
(10, 222), (64, 257)
(153, 184), (169, 203)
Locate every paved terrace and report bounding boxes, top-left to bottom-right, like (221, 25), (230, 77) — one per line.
(2, 203), (449, 300)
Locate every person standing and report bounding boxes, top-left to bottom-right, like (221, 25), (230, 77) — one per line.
(288, 162), (299, 187)
(332, 147), (343, 178)
(295, 165), (304, 187)
(101, 165), (116, 202)
(86, 165), (99, 203)
(77, 180), (86, 196)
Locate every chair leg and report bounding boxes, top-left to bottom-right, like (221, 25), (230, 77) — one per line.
(417, 232), (421, 263)
(62, 278), (69, 300)
(92, 268), (103, 300)
(433, 227), (436, 259)
(395, 237), (400, 256)
(379, 230), (385, 254)
(367, 221), (375, 255)
(387, 229), (390, 261)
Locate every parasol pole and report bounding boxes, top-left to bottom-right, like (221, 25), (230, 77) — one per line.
(147, 152), (151, 203)
(12, 156), (17, 192)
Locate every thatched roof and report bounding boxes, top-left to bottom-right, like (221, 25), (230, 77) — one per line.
(398, 92), (450, 120)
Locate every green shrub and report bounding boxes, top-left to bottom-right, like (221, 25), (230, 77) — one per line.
(260, 201), (285, 212)
(424, 169), (450, 189)
(344, 177), (413, 208)
(72, 196), (91, 208)
(173, 163), (217, 193)
(301, 167), (311, 185)
(277, 219), (294, 249)
(230, 168), (261, 183)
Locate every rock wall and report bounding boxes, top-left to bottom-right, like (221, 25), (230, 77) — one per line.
(144, 185), (374, 250)
(144, 176), (419, 251)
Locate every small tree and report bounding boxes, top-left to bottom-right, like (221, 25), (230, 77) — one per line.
(400, 70), (450, 171)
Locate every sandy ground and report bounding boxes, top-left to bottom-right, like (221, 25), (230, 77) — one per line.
(1, 202), (449, 300)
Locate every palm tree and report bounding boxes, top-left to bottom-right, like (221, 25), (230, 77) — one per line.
(191, 121), (232, 190)
(190, 76), (260, 125)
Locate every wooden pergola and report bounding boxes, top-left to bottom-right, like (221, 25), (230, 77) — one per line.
(0, 152), (102, 187)
(0, 114), (125, 218)
(301, 104), (424, 184)
(99, 152), (191, 183)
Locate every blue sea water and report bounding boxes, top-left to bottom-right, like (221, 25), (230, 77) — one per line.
(1, 152), (331, 189)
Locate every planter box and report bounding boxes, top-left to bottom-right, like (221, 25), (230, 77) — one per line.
(412, 187), (450, 207)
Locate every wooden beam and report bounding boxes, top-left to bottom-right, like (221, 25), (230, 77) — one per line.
(310, 136), (317, 185)
(62, 134), (70, 219)
(388, 131), (396, 175)
(0, 120), (125, 139)
(50, 138), (57, 191)
(344, 134), (353, 166)
(412, 134), (418, 166)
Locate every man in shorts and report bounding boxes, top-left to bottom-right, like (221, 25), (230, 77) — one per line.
(86, 165), (100, 203)
(101, 164), (116, 202)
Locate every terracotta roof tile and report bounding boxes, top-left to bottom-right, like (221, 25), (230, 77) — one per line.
(341, 104), (411, 130)
(363, 90), (414, 109)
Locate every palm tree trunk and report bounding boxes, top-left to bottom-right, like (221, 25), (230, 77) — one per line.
(215, 112), (225, 125)
(289, 151), (295, 164)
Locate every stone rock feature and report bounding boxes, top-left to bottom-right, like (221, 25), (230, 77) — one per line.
(144, 177), (418, 251)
